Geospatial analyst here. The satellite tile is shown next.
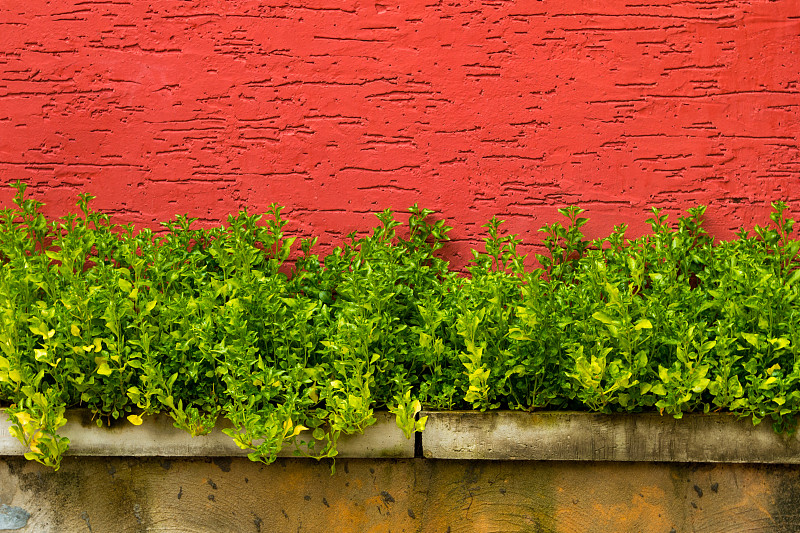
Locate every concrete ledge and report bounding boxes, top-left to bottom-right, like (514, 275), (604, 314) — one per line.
(5, 410), (800, 464)
(0, 410), (413, 458)
(421, 411), (800, 463)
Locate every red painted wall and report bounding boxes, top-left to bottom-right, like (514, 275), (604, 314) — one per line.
(1, 1), (799, 267)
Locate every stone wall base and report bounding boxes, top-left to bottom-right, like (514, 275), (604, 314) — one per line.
(2, 456), (799, 532)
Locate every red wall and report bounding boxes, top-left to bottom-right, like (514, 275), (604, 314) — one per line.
(1, 1), (799, 267)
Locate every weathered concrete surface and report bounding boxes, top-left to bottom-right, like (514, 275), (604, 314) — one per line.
(2, 457), (800, 532)
(422, 411), (800, 463)
(4, 410), (798, 463)
(4, 411), (800, 531)
(0, 504), (29, 530)
(0, 411), (412, 458)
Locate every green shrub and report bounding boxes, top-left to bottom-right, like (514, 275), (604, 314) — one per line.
(1, 181), (799, 469)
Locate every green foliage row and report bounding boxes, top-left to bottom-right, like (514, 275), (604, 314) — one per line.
(2, 182), (800, 470)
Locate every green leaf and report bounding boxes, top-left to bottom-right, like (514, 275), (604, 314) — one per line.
(507, 328), (532, 341)
(760, 376), (778, 389)
(592, 311), (615, 325)
(162, 395), (175, 409)
(96, 362), (112, 376)
(691, 378), (710, 393)
(742, 333), (760, 347)
(699, 340), (716, 353)
(118, 278), (133, 293)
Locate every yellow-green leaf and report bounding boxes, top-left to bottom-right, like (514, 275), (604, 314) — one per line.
(760, 376), (778, 389)
(592, 311), (615, 325)
(97, 362), (112, 376)
(14, 411), (32, 426)
(289, 424), (308, 438)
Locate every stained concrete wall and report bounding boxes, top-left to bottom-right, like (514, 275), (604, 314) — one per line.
(3, 411), (800, 532)
(2, 456), (800, 532)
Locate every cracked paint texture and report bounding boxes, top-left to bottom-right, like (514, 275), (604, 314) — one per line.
(0, 0), (798, 266)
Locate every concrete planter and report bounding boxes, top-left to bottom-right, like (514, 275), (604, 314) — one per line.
(0, 410), (413, 458)
(3, 409), (797, 463)
(2, 410), (800, 532)
(420, 410), (800, 463)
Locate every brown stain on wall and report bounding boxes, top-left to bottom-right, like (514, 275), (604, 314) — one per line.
(2, 457), (800, 532)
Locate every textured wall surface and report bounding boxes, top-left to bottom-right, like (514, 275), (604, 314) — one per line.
(4, 457), (800, 532)
(1, 1), (799, 265)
